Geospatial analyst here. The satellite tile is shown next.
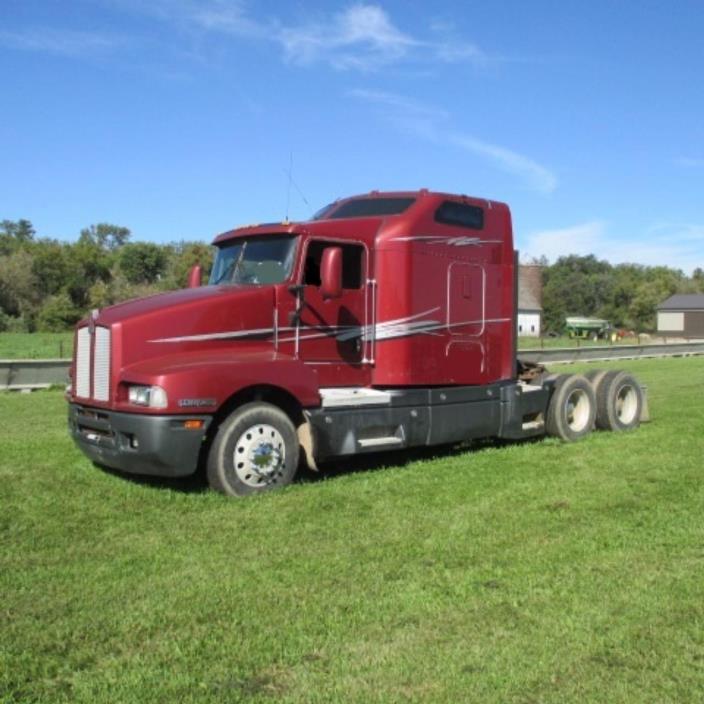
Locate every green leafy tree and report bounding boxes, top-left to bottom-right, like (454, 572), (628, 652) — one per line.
(36, 293), (83, 332)
(160, 241), (214, 289)
(539, 255), (694, 332)
(64, 241), (114, 307)
(0, 249), (40, 323)
(693, 268), (704, 293)
(30, 240), (69, 297)
(110, 272), (159, 304)
(541, 255), (613, 332)
(79, 223), (131, 251)
(119, 242), (167, 284)
(627, 267), (683, 330)
(87, 280), (113, 309)
(0, 219), (35, 255)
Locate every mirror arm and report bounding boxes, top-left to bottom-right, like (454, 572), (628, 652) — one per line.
(287, 284), (306, 326)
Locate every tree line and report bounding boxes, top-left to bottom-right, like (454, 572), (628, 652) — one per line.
(0, 219), (212, 332)
(538, 254), (704, 332)
(1, 218), (703, 333)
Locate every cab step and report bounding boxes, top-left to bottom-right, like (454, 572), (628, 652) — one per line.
(357, 436), (404, 449)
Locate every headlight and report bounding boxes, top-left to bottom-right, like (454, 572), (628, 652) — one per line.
(127, 385), (168, 409)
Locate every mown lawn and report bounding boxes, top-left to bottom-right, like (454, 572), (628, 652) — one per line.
(517, 335), (656, 349)
(0, 332), (73, 359)
(1, 357), (703, 703)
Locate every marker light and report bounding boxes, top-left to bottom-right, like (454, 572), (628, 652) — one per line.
(127, 385), (168, 409)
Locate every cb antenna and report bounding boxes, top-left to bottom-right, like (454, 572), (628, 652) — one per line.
(283, 152), (310, 223)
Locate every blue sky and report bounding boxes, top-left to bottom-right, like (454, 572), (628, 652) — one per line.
(1, 1), (703, 271)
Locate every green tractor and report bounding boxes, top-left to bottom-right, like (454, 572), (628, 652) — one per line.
(565, 317), (616, 342)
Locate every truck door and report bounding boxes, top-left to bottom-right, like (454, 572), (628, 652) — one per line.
(297, 239), (367, 365)
(447, 262), (485, 336)
(445, 261), (487, 379)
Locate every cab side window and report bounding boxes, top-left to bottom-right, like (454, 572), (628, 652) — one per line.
(304, 241), (364, 289)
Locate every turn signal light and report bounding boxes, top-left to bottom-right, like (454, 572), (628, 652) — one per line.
(183, 419), (204, 430)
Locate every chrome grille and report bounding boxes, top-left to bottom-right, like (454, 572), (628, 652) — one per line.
(75, 327), (91, 398)
(93, 326), (111, 401)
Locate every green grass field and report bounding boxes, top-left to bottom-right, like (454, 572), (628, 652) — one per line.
(0, 332), (73, 359)
(516, 335), (654, 349)
(2, 357), (704, 703)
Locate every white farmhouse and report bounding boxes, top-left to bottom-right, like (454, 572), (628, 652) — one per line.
(517, 265), (543, 337)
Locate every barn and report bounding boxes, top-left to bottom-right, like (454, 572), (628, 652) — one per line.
(657, 294), (704, 338)
(517, 265), (543, 337)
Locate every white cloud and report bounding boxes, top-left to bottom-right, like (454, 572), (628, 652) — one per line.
(109, 1), (490, 72)
(435, 41), (487, 64)
(0, 28), (121, 56)
(521, 221), (704, 273)
(449, 134), (557, 195)
(347, 88), (448, 139)
(109, 0), (266, 37)
(521, 221), (606, 261)
(347, 89), (448, 119)
(349, 89), (557, 194)
(4, 3), (495, 72)
(191, 1), (267, 38)
(427, 18), (487, 65)
(278, 4), (490, 71)
(279, 5), (416, 70)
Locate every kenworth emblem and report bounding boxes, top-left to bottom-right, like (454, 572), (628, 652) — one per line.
(178, 398), (217, 408)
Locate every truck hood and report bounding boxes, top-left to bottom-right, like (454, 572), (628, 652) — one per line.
(94, 285), (281, 371)
(97, 285), (244, 324)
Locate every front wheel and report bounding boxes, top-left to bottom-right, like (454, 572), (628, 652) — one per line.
(207, 402), (300, 497)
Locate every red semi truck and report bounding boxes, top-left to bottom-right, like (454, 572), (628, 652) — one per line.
(67, 190), (645, 496)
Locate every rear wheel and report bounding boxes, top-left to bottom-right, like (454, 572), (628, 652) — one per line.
(595, 371), (643, 431)
(584, 368), (609, 396)
(545, 374), (596, 441)
(207, 402), (300, 497)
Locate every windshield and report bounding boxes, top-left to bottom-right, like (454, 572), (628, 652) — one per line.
(209, 235), (298, 286)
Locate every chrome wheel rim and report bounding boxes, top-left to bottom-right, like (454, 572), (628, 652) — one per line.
(616, 384), (638, 424)
(566, 388), (590, 432)
(234, 424), (285, 487)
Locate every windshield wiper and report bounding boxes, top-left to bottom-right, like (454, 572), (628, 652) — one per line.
(212, 243), (247, 285)
(230, 242), (248, 283)
(212, 260), (235, 285)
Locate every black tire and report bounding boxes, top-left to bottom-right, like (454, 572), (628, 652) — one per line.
(207, 402), (300, 497)
(545, 374), (596, 442)
(584, 368), (609, 396)
(595, 370), (643, 431)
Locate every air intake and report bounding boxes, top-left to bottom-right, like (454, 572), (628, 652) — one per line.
(93, 327), (111, 401)
(75, 327), (91, 398)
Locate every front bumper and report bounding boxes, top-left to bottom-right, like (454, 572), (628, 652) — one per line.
(68, 403), (212, 477)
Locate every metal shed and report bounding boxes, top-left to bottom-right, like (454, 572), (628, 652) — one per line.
(657, 294), (704, 337)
